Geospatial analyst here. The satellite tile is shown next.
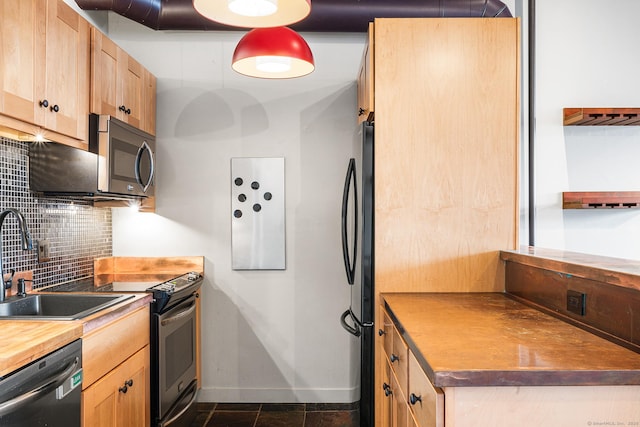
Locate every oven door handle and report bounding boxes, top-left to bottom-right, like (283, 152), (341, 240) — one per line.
(160, 299), (196, 326)
(158, 379), (198, 427)
(0, 357), (80, 416)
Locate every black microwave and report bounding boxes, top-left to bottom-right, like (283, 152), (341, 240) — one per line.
(30, 114), (155, 200)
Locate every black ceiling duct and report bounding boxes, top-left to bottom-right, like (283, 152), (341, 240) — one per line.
(74, 0), (512, 32)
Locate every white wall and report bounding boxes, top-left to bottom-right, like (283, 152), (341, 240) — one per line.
(535, 0), (640, 259)
(105, 15), (365, 402)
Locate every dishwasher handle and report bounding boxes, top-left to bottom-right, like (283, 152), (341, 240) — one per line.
(0, 356), (80, 416)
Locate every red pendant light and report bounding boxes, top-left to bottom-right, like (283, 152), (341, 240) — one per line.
(232, 27), (314, 78)
(193, 0), (311, 28)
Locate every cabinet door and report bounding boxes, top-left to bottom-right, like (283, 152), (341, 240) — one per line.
(142, 67), (156, 135)
(82, 345), (150, 427)
(380, 359), (393, 427)
(43, 0), (90, 141)
(374, 18), (520, 294)
(391, 372), (408, 427)
(0, 0), (42, 126)
(119, 53), (143, 129)
(91, 28), (119, 117)
(408, 351), (444, 427)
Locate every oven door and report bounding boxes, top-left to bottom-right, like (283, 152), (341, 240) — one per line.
(155, 294), (197, 425)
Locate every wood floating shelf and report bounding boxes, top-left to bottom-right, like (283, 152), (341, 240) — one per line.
(563, 192), (640, 209)
(563, 108), (640, 126)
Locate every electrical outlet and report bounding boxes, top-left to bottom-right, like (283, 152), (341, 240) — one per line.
(38, 240), (51, 263)
(567, 290), (586, 316)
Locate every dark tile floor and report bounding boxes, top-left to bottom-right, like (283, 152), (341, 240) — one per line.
(192, 402), (359, 427)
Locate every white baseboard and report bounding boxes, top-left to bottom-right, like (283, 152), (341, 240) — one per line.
(197, 386), (359, 404)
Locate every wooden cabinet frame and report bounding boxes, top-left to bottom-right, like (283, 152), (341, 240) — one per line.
(369, 17), (521, 426)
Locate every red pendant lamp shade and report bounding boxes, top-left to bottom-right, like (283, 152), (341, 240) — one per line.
(193, 0), (311, 28)
(232, 27), (314, 78)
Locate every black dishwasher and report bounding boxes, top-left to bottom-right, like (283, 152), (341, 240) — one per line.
(0, 339), (82, 427)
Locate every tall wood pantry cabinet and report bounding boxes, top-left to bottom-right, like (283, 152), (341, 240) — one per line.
(358, 18), (521, 427)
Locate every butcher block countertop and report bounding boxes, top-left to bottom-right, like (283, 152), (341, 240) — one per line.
(383, 292), (640, 388)
(0, 321), (82, 377)
(0, 293), (151, 378)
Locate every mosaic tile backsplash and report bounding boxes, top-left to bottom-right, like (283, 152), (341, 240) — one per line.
(0, 137), (112, 289)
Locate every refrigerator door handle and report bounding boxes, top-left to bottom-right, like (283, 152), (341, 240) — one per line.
(341, 158), (358, 285)
(340, 308), (361, 337)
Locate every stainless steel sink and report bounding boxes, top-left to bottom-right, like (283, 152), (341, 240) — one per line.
(0, 293), (134, 320)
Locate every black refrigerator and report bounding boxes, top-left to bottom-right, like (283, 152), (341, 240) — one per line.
(340, 121), (374, 427)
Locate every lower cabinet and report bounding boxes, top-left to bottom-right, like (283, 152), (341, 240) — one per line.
(82, 346), (149, 427)
(379, 307), (443, 427)
(81, 305), (150, 427)
(379, 303), (640, 427)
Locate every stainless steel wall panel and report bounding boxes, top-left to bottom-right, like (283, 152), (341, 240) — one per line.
(231, 157), (286, 270)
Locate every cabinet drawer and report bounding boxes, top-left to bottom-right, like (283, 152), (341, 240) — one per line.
(390, 321), (409, 396)
(408, 351), (444, 427)
(380, 308), (394, 359)
(82, 305), (150, 387)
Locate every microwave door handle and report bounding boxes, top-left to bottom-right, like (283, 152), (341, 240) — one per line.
(135, 141), (155, 192)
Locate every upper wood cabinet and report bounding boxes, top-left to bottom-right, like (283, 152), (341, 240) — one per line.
(0, 0), (90, 148)
(91, 28), (157, 135)
(356, 23), (374, 123)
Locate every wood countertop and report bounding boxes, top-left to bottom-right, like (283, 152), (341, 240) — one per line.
(0, 320), (82, 377)
(501, 246), (640, 291)
(382, 292), (640, 388)
(0, 293), (151, 377)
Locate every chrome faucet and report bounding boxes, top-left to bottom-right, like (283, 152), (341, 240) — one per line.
(0, 209), (33, 302)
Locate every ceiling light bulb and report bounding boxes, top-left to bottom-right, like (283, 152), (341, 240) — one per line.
(193, 0), (310, 28)
(228, 0), (277, 17)
(256, 56), (291, 73)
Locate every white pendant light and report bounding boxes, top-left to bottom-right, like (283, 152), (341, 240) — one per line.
(232, 27), (314, 79)
(193, 0), (311, 28)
